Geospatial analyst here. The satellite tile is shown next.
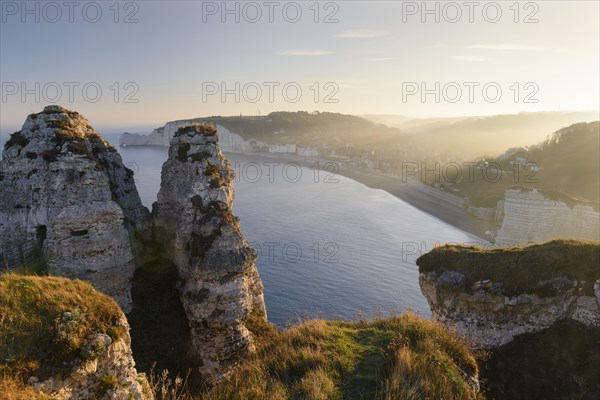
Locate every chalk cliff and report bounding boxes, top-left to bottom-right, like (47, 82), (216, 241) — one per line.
(496, 188), (599, 246)
(121, 121), (249, 152)
(417, 240), (600, 348)
(152, 124), (266, 378)
(0, 106), (149, 312)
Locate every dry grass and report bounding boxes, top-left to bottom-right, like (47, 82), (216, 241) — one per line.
(0, 376), (53, 400)
(147, 367), (192, 400)
(176, 124), (217, 137)
(0, 274), (125, 389)
(150, 312), (479, 400)
(1, 274), (481, 399)
(376, 317), (479, 399)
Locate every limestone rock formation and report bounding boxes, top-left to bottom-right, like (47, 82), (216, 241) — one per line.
(29, 314), (151, 400)
(417, 240), (600, 347)
(120, 120), (249, 152)
(495, 188), (599, 247)
(153, 124), (266, 378)
(0, 106), (149, 312)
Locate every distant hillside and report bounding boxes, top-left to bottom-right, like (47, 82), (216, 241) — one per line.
(446, 121), (600, 204)
(363, 111), (599, 159)
(521, 122), (600, 201)
(362, 114), (471, 131)
(200, 111), (411, 147)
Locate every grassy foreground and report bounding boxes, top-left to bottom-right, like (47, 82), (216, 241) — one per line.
(0, 274), (126, 399)
(1, 272), (480, 400)
(185, 312), (480, 400)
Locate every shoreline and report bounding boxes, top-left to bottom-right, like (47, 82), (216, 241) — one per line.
(225, 151), (497, 242)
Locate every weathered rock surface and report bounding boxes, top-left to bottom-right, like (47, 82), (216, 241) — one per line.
(417, 240), (600, 347)
(496, 188), (599, 247)
(0, 106), (149, 311)
(153, 124), (266, 378)
(30, 314), (151, 400)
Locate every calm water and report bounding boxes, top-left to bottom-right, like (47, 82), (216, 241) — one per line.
(1, 131), (483, 324)
(103, 134), (483, 324)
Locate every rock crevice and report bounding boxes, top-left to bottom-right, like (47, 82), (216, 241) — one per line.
(1, 107), (267, 382)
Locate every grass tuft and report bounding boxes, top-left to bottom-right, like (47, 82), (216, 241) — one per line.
(0, 375), (53, 400)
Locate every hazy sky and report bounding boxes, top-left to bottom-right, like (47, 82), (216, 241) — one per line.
(1, 0), (599, 131)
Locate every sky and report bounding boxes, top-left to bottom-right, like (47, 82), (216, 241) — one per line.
(1, 0), (599, 132)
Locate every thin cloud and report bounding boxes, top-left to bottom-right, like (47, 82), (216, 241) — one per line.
(278, 49), (333, 56)
(453, 55), (490, 62)
(337, 30), (388, 38)
(467, 44), (547, 51)
(368, 57), (396, 62)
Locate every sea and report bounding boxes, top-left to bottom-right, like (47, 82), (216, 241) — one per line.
(102, 133), (484, 324)
(1, 129), (483, 324)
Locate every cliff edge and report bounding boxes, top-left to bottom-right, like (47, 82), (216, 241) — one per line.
(0, 274), (151, 399)
(417, 240), (600, 348)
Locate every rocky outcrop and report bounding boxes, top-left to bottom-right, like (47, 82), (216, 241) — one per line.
(1, 108), (268, 383)
(417, 240), (600, 347)
(496, 188), (599, 247)
(120, 121), (250, 152)
(30, 315), (151, 400)
(0, 274), (152, 400)
(0, 106), (149, 312)
(153, 124), (266, 379)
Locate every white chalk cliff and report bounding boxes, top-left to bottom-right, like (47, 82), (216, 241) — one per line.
(121, 120), (251, 152)
(496, 188), (599, 247)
